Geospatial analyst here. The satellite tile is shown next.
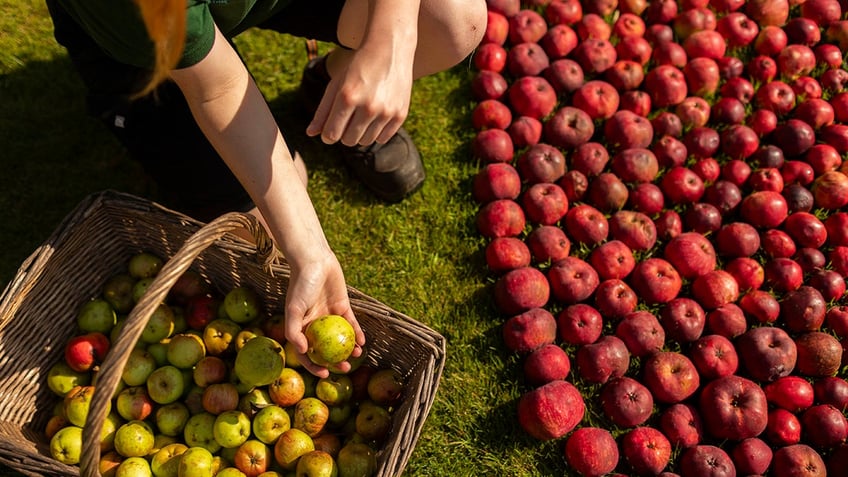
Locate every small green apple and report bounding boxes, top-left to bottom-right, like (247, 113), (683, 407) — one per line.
(141, 304), (176, 344)
(77, 298), (117, 334)
(305, 315), (356, 367)
(166, 333), (206, 369)
(183, 412), (221, 454)
(128, 252), (164, 279)
(146, 365), (186, 404)
(327, 403), (354, 429)
(213, 410), (251, 449)
(295, 450), (337, 477)
(252, 405), (291, 445)
(234, 336), (285, 388)
(272, 428), (314, 470)
(156, 401), (191, 437)
(336, 442), (377, 477)
(146, 341), (170, 367)
(103, 273), (137, 314)
(114, 420), (155, 458)
(223, 286), (261, 324)
(47, 361), (91, 397)
(150, 442), (187, 477)
(315, 374), (354, 406)
(122, 348), (158, 387)
(355, 402), (392, 443)
(178, 446), (215, 477)
(283, 341), (303, 369)
(202, 318), (242, 356)
(49, 425), (83, 465)
(116, 386), (154, 421)
(131, 277), (155, 305)
(116, 456), (153, 477)
(63, 385), (96, 427)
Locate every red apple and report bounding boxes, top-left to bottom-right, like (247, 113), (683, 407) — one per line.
(691, 270), (739, 310)
(629, 258), (682, 304)
(732, 438), (773, 476)
(594, 279), (638, 320)
(472, 99), (512, 130)
(516, 143), (566, 184)
(615, 310), (666, 357)
(575, 335), (630, 384)
(764, 375), (815, 412)
(738, 289), (780, 323)
(548, 256), (600, 304)
(517, 380), (585, 440)
(663, 232), (717, 280)
(642, 351), (700, 404)
(605, 111), (654, 150)
(737, 326), (798, 382)
(557, 303), (604, 345)
(471, 70), (509, 101)
(477, 199), (525, 238)
(472, 128), (514, 163)
(507, 115), (543, 149)
(485, 236), (531, 273)
(474, 42), (508, 72)
(699, 374), (769, 440)
(706, 303), (748, 339)
(493, 266), (550, 315)
(507, 76), (557, 120)
(502, 307), (558, 354)
(523, 344), (571, 385)
(564, 204), (609, 245)
(589, 240), (635, 280)
(564, 427), (619, 476)
(659, 403), (704, 449)
(526, 224), (571, 263)
(544, 106), (594, 149)
(543, 58), (584, 94)
(689, 334), (738, 379)
(508, 9), (547, 44)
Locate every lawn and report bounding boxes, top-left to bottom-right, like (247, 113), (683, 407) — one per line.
(0, 1), (566, 476)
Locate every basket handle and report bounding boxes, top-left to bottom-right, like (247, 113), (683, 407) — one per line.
(79, 212), (278, 477)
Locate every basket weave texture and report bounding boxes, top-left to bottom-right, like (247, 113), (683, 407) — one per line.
(0, 190), (446, 477)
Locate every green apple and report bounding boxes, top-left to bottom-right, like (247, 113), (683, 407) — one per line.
(305, 315), (356, 367)
(178, 446), (214, 477)
(77, 298), (117, 334)
(295, 450), (337, 477)
(141, 304), (176, 344)
(336, 442), (376, 477)
(114, 420), (155, 458)
(171, 306), (188, 334)
(268, 367), (305, 408)
(234, 327), (263, 352)
(202, 318), (242, 356)
(116, 386), (154, 421)
(146, 365), (186, 404)
(47, 361), (91, 397)
(315, 375), (354, 406)
(213, 410), (251, 449)
(128, 251), (163, 279)
(234, 336), (284, 388)
(150, 442), (187, 477)
(156, 401), (191, 437)
(131, 276), (155, 305)
(103, 273), (137, 314)
(122, 348), (158, 387)
(49, 425), (83, 465)
(326, 345), (367, 375)
(223, 286), (261, 324)
(293, 397), (329, 437)
(237, 387), (273, 418)
(272, 428), (314, 470)
(100, 411), (124, 453)
(166, 333), (206, 369)
(183, 412), (221, 454)
(216, 468), (247, 477)
(150, 434), (179, 458)
(116, 456), (153, 477)
(232, 439), (270, 476)
(354, 402), (392, 443)
(327, 403), (353, 429)
(63, 385), (96, 427)
(283, 341), (303, 369)
(147, 341), (170, 367)
(252, 405), (291, 445)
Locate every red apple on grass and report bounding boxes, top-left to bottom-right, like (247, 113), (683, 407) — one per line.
(508, 76), (557, 120)
(557, 304), (604, 346)
(814, 376), (848, 411)
(659, 403), (704, 449)
(629, 258), (682, 305)
(516, 143), (566, 185)
(706, 303), (748, 339)
(795, 331), (843, 378)
(616, 310), (666, 357)
(526, 225), (571, 264)
(508, 9), (547, 44)
(737, 326), (797, 382)
(801, 404), (848, 450)
(548, 256), (600, 304)
(523, 344), (571, 386)
(604, 111), (654, 150)
(608, 210), (657, 252)
(586, 173), (629, 213)
(575, 335), (631, 384)
(679, 445), (736, 477)
(544, 106), (595, 149)
(688, 334), (738, 379)
(543, 58), (585, 94)
(472, 99), (512, 130)
(485, 237), (531, 273)
(472, 128), (514, 163)
(564, 204), (609, 245)
(660, 297), (707, 344)
(589, 240), (635, 280)
(502, 307), (558, 354)
(564, 427), (619, 477)
(493, 266), (550, 315)
(507, 115), (542, 148)
(474, 42), (507, 72)
(594, 279), (638, 320)
(471, 70), (508, 101)
(691, 270), (739, 310)
(473, 163), (521, 203)
(732, 437), (773, 476)
(764, 375), (815, 412)
(620, 426), (672, 476)
(663, 232), (717, 280)
(699, 374), (769, 441)
(780, 286), (826, 333)
(642, 351), (700, 404)
(517, 380), (585, 440)
(477, 199), (525, 238)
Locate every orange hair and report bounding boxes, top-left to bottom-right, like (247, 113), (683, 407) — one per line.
(133, 0), (187, 98)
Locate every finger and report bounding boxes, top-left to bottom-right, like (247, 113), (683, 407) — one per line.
(285, 314), (310, 354)
(297, 352), (330, 379)
(306, 81), (340, 138)
(375, 117), (404, 145)
(339, 108), (375, 147)
(357, 116), (391, 146)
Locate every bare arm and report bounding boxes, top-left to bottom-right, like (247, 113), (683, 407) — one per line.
(169, 26), (364, 377)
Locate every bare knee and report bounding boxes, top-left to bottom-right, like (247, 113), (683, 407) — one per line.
(419, 0), (488, 71)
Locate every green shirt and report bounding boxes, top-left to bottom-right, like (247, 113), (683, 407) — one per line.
(55, 0), (293, 69)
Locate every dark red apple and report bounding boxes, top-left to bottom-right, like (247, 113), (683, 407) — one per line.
(715, 222), (760, 258)
(516, 143), (566, 185)
(471, 70), (509, 101)
(605, 112), (654, 151)
(691, 270), (739, 310)
(594, 278), (639, 320)
(689, 333), (738, 379)
(627, 183), (665, 216)
(575, 335), (631, 384)
(473, 162), (521, 204)
(795, 331), (843, 378)
(731, 437), (773, 476)
(642, 351), (700, 404)
(526, 225), (571, 264)
(589, 240), (635, 280)
(645, 64), (688, 108)
(600, 376), (655, 428)
(544, 106), (595, 149)
(507, 115), (543, 149)
(663, 232), (717, 280)
(543, 58), (585, 95)
(523, 343), (571, 385)
(763, 257), (805, 293)
(780, 286), (827, 333)
(586, 172), (629, 213)
(571, 38), (618, 75)
(679, 445), (736, 477)
(683, 57), (721, 98)
(507, 42), (551, 78)
(706, 303), (748, 339)
(659, 403), (704, 449)
(700, 374), (769, 441)
(771, 444), (827, 477)
(616, 310), (666, 357)
(547, 256), (600, 304)
(629, 258), (683, 305)
(737, 326), (797, 382)
(660, 166), (705, 204)
(564, 204), (609, 245)
(502, 307), (558, 354)
(557, 303), (603, 346)
(801, 404), (848, 450)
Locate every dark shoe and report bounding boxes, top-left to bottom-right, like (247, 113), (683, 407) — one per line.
(299, 56), (426, 202)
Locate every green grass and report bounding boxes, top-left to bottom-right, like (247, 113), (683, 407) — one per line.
(0, 1), (572, 475)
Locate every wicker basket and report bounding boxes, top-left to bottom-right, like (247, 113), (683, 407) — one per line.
(0, 190), (446, 477)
